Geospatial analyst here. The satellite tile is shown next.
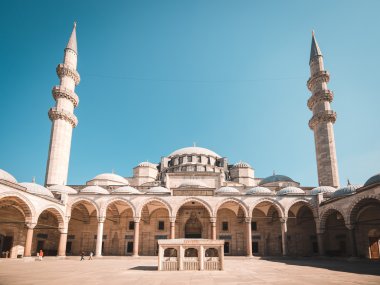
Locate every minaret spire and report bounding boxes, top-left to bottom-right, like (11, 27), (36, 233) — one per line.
(45, 24), (80, 186)
(307, 31), (339, 187)
(66, 22), (77, 54)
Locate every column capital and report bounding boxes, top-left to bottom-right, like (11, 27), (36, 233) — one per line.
(98, 216), (106, 223)
(280, 217), (288, 224)
(345, 224), (355, 230)
(133, 217), (141, 223)
(245, 217), (252, 223)
(25, 222), (36, 229)
(169, 216), (176, 223)
(210, 217), (217, 223)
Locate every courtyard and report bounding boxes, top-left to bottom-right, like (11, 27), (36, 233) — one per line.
(0, 257), (379, 285)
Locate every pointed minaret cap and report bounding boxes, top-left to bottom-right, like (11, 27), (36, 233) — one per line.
(310, 30), (322, 63)
(66, 22), (77, 54)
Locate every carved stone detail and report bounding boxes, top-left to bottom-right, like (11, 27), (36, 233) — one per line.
(307, 89), (334, 110)
(307, 70), (330, 91)
(52, 86), (79, 107)
(56, 64), (80, 85)
(308, 110), (337, 130)
(48, 107), (78, 128)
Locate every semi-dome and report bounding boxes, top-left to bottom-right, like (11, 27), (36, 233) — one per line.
(331, 184), (362, 198)
(146, 186), (171, 194)
(259, 174), (294, 185)
(112, 186), (141, 194)
(168, 146), (220, 158)
(178, 179), (208, 188)
(277, 186), (305, 196)
(215, 186), (240, 194)
(48, 184), (77, 194)
(233, 161), (251, 168)
(246, 186), (273, 195)
(20, 182), (54, 198)
(310, 186), (336, 195)
(81, 185), (109, 194)
(137, 162), (158, 168)
(91, 173), (129, 185)
(364, 173), (380, 187)
(0, 169), (17, 183)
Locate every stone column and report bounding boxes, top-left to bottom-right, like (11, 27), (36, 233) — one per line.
(245, 217), (252, 257)
(58, 228), (68, 256)
(347, 225), (358, 257)
(169, 217), (176, 239)
(219, 245), (224, 270)
(199, 246), (204, 271)
(210, 217), (217, 240)
(24, 223), (35, 257)
(133, 218), (140, 257)
(179, 245), (184, 271)
(280, 218), (288, 256)
(95, 217), (105, 257)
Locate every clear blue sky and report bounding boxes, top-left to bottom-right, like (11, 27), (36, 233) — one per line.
(0, 0), (379, 186)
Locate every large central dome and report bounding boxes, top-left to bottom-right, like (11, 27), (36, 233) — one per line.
(168, 146), (221, 158)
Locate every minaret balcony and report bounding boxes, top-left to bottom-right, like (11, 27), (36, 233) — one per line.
(56, 63), (80, 85)
(52, 86), (79, 107)
(308, 110), (336, 130)
(307, 89), (334, 110)
(48, 107), (78, 128)
(307, 70), (330, 91)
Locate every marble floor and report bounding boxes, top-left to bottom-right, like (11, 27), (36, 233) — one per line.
(0, 256), (379, 285)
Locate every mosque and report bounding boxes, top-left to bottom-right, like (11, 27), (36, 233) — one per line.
(0, 24), (379, 260)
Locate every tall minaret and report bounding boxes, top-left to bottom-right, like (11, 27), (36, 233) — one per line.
(307, 31), (339, 187)
(45, 23), (80, 186)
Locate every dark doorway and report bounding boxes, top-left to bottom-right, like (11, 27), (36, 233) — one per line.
(1, 236), (13, 258)
(66, 241), (72, 254)
(185, 212), (202, 238)
(224, 242), (230, 254)
(252, 242), (259, 254)
(127, 241), (133, 254)
(369, 237), (380, 259)
(312, 241), (318, 254)
(36, 240), (44, 253)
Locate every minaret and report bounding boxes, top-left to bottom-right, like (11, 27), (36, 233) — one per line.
(45, 23), (80, 186)
(307, 31), (339, 187)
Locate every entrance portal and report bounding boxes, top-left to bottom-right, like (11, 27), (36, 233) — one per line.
(185, 212), (202, 238)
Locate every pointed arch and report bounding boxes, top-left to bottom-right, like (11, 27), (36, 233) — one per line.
(173, 197), (213, 217)
(37, 205), (65, 226)
(0, 192), (36, 222)
(214, 197), (249, 217)
(249, 198), (284, 218)
(67, 197), (99, 218)
(100, 197), (136, 217)
(286, 198), (318, 219)
(319, 206), (346, 230)
(136, 197), (172, 217)
(346, 195), (380, 226)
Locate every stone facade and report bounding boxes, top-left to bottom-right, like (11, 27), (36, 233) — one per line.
(0, 26), (379, 261)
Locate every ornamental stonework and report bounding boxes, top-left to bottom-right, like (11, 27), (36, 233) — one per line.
(56, 63), (81, 85)
(307, 70), (330, 91)
(52, 86), (79, 107)
(307, 89), (334, 110)
(308, 110), (336, 130)
(48, 107), (78, 128)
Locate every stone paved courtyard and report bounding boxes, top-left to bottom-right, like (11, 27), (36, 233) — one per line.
(0, 257), (379, 285)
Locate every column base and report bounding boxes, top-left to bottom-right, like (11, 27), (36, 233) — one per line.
(132, 254), (139, 258)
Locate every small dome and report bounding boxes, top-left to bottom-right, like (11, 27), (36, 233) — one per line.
(20, 182), (54, 198)
(178, 179), (208, 188)
(364, 173), (380, 187)
(137, 162), (158, 168)
(259, 174), (294, 185)
(246, 186), (273, 195)
(277, 186), (305, 196)
(112, 186), (141, 194)
(233, 161), (251, 168)
(81, 185), (109, 194)
(91, 173), (129, 185)
(146, 186), (171, 194)
(169, 146), (220, 158)
(331, 184), (362, 198)
(216, 186), (240, 194)
(310, 186), (336, 195)
(48, 184), (77, 194)
(0, 169), (17, 183)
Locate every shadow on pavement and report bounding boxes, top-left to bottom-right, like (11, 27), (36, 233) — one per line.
(259, 257), (380, 276)
(129, 266), (158, 271)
